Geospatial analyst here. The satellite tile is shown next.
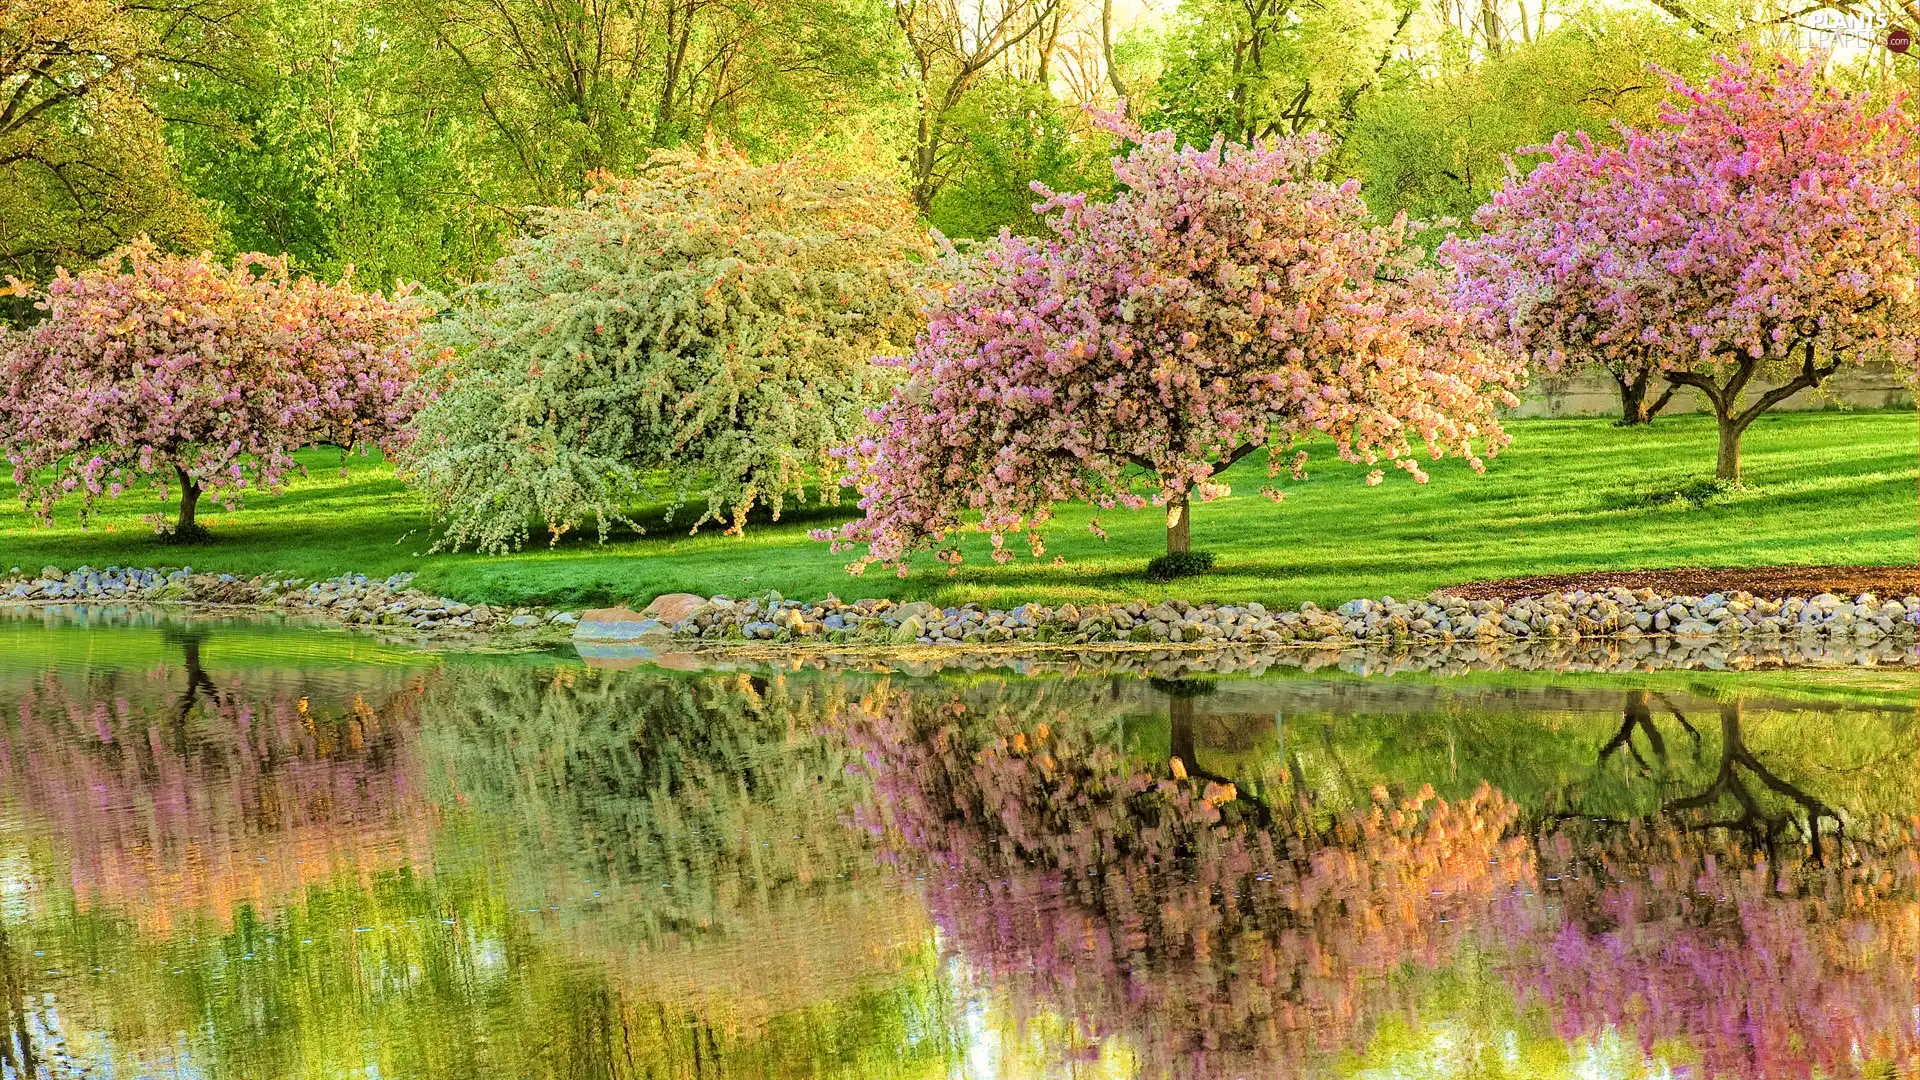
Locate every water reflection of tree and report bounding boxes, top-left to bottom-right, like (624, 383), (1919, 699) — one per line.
(1593, 693), (1846, 864)
(0, 632), (430, 931)
(1514, 691), (1920, 1079)
(163, 625), (225, 724)
(847, 677), (1920, 1079)
(846, 678), (1534, 1078)
(2, 659), (961, 1080)
(0, 918), (35, 1077)
(415, 665), (953, 1067)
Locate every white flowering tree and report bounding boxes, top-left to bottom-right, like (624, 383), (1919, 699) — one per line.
(401, 145), (931, 552)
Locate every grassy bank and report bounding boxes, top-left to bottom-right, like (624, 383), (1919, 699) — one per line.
(1, 409), (1914, 610)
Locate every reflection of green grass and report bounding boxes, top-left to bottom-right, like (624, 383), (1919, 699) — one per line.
(1100, 674), (1917, 822)
(0, 410), (1913, 610)
(0, 610), (444, 676)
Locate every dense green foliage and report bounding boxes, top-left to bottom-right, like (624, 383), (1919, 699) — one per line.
(398, 147), (930, 552)
(1347, 6), (1714, 227)
(2, 410), (1910, 610)
(0, 0), (232, 285)
(16, 0), (1880, 295)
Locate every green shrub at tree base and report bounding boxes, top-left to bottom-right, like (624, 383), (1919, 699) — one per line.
(1147, 550), (1216, 582)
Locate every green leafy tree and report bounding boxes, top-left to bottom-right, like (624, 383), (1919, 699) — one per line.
(1139, 0), (1416, 153)
(0, 0), (234, 289)
(400, 145), (931, 553)
(926, 80), (1115, 239)
(384, 0), (906, 205)
(1348, 7), (1712, 229)
(890, 0), (1066, 216)
(161, 0), (509, 291)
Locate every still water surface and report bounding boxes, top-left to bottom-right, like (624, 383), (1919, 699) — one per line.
(0, 609), (1916, 1079)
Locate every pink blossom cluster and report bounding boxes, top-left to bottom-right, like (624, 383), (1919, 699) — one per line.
(1445, 50), (1920, 388)
(823, 122), (1523, 574)
(0, 239), (440, 530)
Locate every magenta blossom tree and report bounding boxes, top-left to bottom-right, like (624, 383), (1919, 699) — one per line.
(1447, 51), (1920, 480)
(1443, 132), (1678, 426)
(0, 241), (437, 537)
(822, 123), (1523, 575)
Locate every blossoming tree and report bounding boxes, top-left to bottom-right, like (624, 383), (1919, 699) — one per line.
(823, 123), (1523, 575)
(1448, 52), (1920, 480)
(1442, 132), (1680, 426)
(399, 145), (930, 554)
(0, 241), (434, 537)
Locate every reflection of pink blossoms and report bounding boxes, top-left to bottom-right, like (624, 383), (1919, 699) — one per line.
(843, 686), (1533, 1076)
(1508, 817), (1920, 1079)
(841, 684), (1920, 1079)
(0, 668), (431, 930)
(824, 122), (1522, 574)
(0, 240), (439, 531)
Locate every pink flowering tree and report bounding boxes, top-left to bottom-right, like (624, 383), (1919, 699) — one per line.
(1442, 133), (1679, 426)
(822, 123), (1523, 575)
(0, 241), (435, 537)
(1448, 51), (1920, 480)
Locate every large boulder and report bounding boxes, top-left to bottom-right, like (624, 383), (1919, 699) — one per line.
(574, 607), (670, 642)
(643, 593), (706, 625)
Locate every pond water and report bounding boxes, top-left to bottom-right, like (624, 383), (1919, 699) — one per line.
(1, 609), (1917, 1079)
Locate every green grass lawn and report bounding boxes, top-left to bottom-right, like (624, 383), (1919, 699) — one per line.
(1, 409), (1914, 610)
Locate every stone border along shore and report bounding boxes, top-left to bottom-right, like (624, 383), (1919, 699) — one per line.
(650, 588), (1920, 650)
(4, 564), (1919, 655)
(1, 565), (578, 636)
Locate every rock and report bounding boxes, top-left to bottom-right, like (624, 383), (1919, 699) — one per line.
(506, 614), (543, 629)
(643, 593), (706, 624)
(894, 614), (926, 643)
(40, 566), (63, 581)
(551, 611), (580, 626)
(574, 607), (665, 641)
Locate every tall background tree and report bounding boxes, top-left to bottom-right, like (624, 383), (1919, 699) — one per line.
(157, 0), (507, 290)
(0, 0), (240, 287)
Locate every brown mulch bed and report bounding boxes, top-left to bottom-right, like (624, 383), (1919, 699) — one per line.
(1437, 564), (1920, 601)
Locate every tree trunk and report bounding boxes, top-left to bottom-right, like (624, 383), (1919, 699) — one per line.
(1102, 0), (1128, 102)
(175, 466), (201, 534)
(1614, 369), (1675, 426)
(1169, 693), (1195, 773)
(1714, 413), (1742, 483)
(1666, 344), (1838, 485)
(1167, 494), (1190, 555)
